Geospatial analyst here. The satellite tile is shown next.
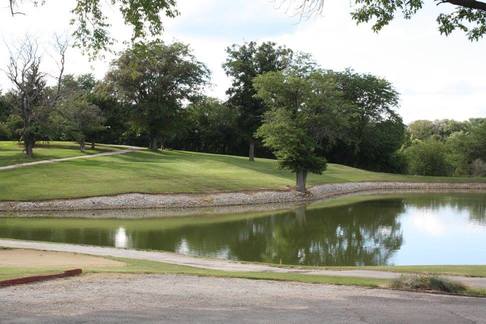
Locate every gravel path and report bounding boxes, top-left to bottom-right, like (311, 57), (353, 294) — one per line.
(1, 274), (485, 323)
(1, 239), (486, 289)
(0, 146), (143, 171)
(1, 182), (486, 211)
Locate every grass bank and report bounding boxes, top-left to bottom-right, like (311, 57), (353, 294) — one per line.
(0, 141), (119, 167)
(1, 144), (485, 201)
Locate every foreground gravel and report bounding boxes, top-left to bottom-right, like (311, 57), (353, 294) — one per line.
(1, 274), (485, 323)
(1, 182), (485, 212)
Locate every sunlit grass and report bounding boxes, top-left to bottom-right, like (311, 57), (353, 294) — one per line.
(1, 143), (484, 201)
(0, 141), (119, 167)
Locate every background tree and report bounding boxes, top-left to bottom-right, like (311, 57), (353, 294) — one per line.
(90, 81), (131, 145)
(6, 0), (178, 56)
(175, 97), (240, 154)
(328, 69), (403, 172)
(106, 41), (209, 150)
(51, 74), (105, 151)
(255, 70), (346, 192)
(223, 41), (294, 161)
(6, 40), (46, 157)
(5, 37), (67, 157)
(288, 0), (486, 40)
(402, 139), (454, 176)
(0, 92), (13, 140)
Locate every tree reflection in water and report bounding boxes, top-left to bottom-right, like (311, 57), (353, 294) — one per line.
(1, 193), (485, 266)
(137, 200), (405, 266)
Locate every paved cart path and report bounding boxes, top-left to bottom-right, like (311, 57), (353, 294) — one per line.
(1, 239), (486, 289)
(1, 274), (486, 323)
(0, 146), (143, 171)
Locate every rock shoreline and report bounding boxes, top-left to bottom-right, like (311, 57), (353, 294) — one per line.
(1, 182), (485, 212)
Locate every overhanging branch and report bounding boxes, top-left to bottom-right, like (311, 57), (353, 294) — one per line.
(440, 0), (486, 11)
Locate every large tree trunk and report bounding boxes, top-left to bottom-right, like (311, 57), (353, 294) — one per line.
(79, 140), (86, 152)
(296, 169), (308, 193)
(24, 137), (34, 158)
(149, 137), (159, 150)
(249, 140), (255, 162)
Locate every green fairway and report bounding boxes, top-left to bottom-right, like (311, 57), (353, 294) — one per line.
(0, 141), (119, 167)
(0, 142), (484, 201)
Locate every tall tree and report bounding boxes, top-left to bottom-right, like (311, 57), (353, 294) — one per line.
(254, 70), (346, 192)
(288, 0), (486, 40)
(52, 74), (105, 151)
(105, 41), (209, 150)
(179, 97), (240, 154)
(5, 0), (178, 56)
(5, 37), (67, 157)
(330, 69), (402, 171)
(223, 41), (294, 161)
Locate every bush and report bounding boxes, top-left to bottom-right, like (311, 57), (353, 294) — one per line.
(471, 159), (486, 177)
(402, 140), (454, 176)
(391, 275), (467, 294)
(0, 122), (11, 140)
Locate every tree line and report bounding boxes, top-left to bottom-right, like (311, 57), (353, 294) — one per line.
(0, 40), (484, 191)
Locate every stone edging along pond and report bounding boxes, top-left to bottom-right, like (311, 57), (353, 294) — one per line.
(1, 182), (486, 212)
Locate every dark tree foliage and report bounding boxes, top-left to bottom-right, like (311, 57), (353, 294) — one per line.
(90, 82), (132, 145)
(223, 41), (294, 161)
(255, 70), (349, 192)
(105, 41), (209, 150)
(171, 97), (241, 154)
(326, 69), (404, 172)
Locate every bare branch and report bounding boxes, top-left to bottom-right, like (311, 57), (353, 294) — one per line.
(9, 0), (25, 15)
(52, 34), (69, 105)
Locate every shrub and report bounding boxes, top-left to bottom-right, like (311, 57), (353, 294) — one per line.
(391, 275), (467, 294)
(402, 140), (454, 176)
(471, 159), (486, 177)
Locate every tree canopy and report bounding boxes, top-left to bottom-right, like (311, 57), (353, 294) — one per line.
(254, 70), (347, 192)
(6, 0), (178, 55)
(223, 41), (294, 161)
(290, 0), (486, 40)
(105, 41), (209, 150)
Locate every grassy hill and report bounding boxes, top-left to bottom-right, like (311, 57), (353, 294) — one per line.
(0, 141), (120, 167)
(0, 141), (484, 201)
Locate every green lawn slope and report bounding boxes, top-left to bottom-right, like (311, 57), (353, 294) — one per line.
(0, 141), (119, 167)
(0, 142), (484, 201)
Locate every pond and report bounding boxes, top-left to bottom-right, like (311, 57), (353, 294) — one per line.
(1, 193), (485, 266)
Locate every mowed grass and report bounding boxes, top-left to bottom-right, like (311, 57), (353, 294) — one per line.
(0, 141), (119, 167)
(1, 142), (485, 201)
(0, 257), (385, 288)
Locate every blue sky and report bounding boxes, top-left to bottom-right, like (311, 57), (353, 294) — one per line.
(0, 0), (485, 123)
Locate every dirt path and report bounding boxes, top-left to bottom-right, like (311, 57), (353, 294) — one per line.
(1, 239), (485, 289)
(0, 249), (124, 268)
(1, 274), (485, 323)
(0, 146), (143, 171)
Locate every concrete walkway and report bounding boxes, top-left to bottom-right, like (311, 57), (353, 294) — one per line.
(1, 239), (485, 289)
(2, 274), (486, 323)
(0, 146), (142, 171)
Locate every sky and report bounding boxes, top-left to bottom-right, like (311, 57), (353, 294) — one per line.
(0, 0), (485, 123)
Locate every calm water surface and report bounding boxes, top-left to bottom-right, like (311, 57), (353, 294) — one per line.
(1, 193), (485, 266)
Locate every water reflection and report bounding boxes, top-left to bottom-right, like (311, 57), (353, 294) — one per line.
(114, 227), (129, 249)
(0, 193), (485, 266)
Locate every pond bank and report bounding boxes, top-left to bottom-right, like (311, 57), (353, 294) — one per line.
(1, 182), (486, 212)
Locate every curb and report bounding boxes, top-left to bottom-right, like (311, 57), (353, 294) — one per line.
(0, 269), (82, 288)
